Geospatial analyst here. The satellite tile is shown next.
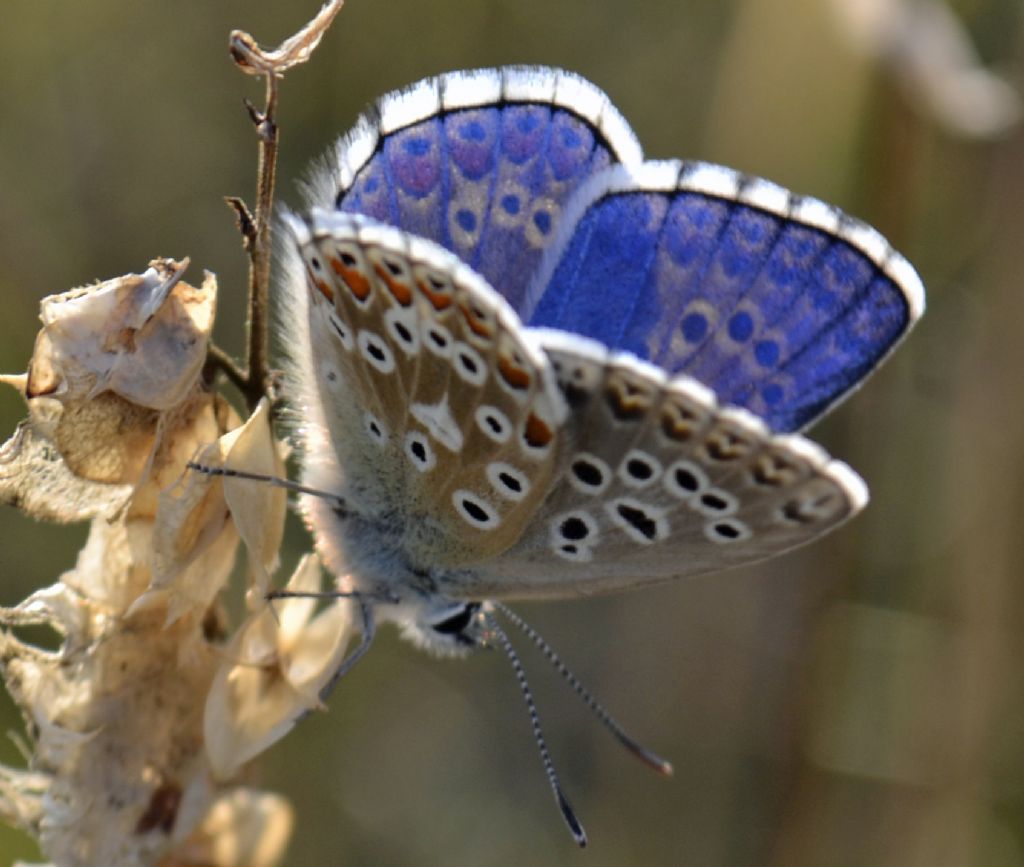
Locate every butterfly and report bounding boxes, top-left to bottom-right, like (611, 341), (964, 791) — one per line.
(267, 66), (923, 844)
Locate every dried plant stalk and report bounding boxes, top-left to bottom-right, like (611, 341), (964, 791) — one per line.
(0, 3), (348, 865)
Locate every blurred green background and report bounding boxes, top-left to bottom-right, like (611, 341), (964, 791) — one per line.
(2, 1), (1023, 865)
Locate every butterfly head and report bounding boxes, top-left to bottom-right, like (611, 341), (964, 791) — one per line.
(386, 598), (488, 658)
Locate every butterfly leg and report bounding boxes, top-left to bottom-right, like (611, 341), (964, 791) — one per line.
(318, 598), (376, 703)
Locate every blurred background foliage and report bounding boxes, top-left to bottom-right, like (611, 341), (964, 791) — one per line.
(1, 0), (1023, 865)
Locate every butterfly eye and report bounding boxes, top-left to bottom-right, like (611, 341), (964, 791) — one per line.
(430, 604), (479, 641)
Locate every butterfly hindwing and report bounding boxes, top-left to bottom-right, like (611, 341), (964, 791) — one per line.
(461, 330), (868, 599)
(523, 161), (925, 432)
(309, 67), (643, 312)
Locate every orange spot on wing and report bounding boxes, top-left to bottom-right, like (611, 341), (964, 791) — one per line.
(606, 377), (650, 421)
(373, 264), (413, 306)
(523, 412), (554, 449)
(459, 303), (493, 339)
(313, 277), (334, 302)
(661, 402), (699, 441)
(330, 258), (371, 301)
(750, 452), (799, 487)
(498, 355), (531, 390)
(418, 278), (453, 311)
(703, 429), (751, 462)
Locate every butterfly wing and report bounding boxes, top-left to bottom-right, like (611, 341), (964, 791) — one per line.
(455, 331), (867, 599)
(283, 212), (866, 601)
(456, 160), (923, 598)
(281, 68), (925, 603)
(306, 67), (643, 312)
(522, 161), (925, 432)
(282, 209), (567, 570)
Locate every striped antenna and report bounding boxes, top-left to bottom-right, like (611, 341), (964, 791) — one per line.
(493, 601), (672, 777)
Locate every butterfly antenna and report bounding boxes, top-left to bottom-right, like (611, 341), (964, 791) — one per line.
(492, 601), (673, 777)
(484, 612), (587, 848)
(186, 462), (347, 511)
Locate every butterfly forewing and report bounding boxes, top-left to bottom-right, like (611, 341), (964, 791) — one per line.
(312, 67), (642, 312)
(291, 209), (567, 569)
(524, 161), (924, 432)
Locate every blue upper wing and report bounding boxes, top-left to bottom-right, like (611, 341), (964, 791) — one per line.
(523, 162), (925, 432)
(311, 67), (642, 311)
(311, 69), (924, 434)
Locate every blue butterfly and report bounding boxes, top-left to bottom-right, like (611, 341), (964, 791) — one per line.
(273, 66), (923, 843)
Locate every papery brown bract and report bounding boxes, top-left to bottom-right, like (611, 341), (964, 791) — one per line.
(204, 554), (355, 780)
(0, 263), (299, 866)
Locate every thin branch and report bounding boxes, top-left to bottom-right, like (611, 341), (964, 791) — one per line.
(223, 0), (346, 411)
(243, 77), (277, 411)
(224, 196), (256, 253)
(203, 343), (249, 393)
